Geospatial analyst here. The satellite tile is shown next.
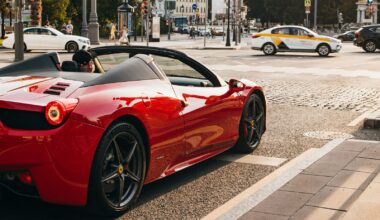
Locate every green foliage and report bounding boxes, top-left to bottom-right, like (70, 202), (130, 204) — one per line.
(42, 0), (71, 24)
(245, 0), (360, 25)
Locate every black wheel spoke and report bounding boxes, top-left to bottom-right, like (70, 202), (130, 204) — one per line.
(247, 128), (254, 143)
(118, 176), (125, 205)
(123, 170), (140, 183)
(113, 138), (123, 164)
(125, 141), (138, 163)
(102, 170), (119, 183)
(255, 113), (263, 122)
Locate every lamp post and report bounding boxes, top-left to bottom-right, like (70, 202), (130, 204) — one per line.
(81, 0), (88, 37)
(313, 0), (317, 31)
(89, 0), (100, 45)
(226, 0), (231, 47)
(180, 5), (184, 32)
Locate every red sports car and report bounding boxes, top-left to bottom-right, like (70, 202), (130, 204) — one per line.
(0, 46), (266, 216)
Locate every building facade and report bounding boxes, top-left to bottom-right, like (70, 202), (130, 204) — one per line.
(357, 0), (378, 24)
(173, 0), (207, 25)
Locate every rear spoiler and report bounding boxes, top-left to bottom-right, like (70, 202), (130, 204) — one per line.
(0, 52), (61, 77)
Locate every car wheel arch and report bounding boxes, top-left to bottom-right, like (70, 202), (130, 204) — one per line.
(251, 90), (267, 132)
(316, 43), (331, 52)
(65, 41), (79, 50)
(110, 115), (151, 174)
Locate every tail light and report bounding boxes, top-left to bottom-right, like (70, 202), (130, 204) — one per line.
(45, 99), (78, 126)
(18, 171), (33, 185)
(252, 34), (260, 39)
(355, 32), (359, 39)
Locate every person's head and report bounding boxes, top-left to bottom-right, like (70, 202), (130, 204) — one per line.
(68, 20), (72, 24)
(73, 50), (95, 73)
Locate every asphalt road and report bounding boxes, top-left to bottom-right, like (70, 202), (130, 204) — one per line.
(1, 41), (380, 219)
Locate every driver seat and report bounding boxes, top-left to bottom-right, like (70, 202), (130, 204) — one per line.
(61, 61), (80, 72)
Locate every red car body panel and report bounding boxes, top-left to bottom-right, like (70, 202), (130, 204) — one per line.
(0, 51), (265, 207)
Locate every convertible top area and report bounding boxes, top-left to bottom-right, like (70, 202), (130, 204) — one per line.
(82, 54), (162, 87)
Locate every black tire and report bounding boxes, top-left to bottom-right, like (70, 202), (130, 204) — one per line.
(363, 40), (377, 53)
(262, 43), (276, 56)
(66, 41), (79, 53)
(317, 44), (330, 57)
(87, 122), (147, 217)
(235, 94), (265, 154)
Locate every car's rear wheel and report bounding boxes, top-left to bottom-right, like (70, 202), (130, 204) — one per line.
(87, 122), (146, 217)
(363, 40), (377, 53)
(262, 43), (276, 56)
(66, 41), (79, 53)
(317, 44), (330, 57)
(235, 94), (265, 153)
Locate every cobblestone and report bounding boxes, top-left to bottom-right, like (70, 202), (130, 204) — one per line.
(254, 79), (380, 113)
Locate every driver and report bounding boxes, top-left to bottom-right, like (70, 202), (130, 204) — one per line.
(73, 50), (95, 73)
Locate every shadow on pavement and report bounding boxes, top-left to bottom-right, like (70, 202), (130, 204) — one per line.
(0, 154), (231, 220)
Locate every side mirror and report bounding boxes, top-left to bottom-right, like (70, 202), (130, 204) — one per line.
(229, 79), (246, 93)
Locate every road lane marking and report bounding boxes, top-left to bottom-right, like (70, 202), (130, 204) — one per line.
(202, 138), (347, 220)
(217, 154), (287, 167)
(348, 105), (380, 127)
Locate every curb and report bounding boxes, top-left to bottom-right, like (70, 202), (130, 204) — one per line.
(364, 111), (380, 129)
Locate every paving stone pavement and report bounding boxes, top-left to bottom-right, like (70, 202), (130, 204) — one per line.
(239, 139), (380, 220)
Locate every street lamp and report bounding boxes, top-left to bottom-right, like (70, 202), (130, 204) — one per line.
(89, 0), (100, 45)
(81, 0), (88, 37)
(180, 5), (184, 32)
(226, 0), (231, 47)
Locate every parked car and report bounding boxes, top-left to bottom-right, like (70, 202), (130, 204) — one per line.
(251, 25), (342, 57)
(213, 27), (225, 36)
(354, 25), (380, 53)
(333, 31), (355, 42)
(179, 25), (189, 34)
(0, 46), (266, 216)
(197, 27), (211, 37)
(2, 27), (90, 53)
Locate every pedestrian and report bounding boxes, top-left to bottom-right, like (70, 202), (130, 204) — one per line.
(44, 20), (51, 28)
(109, 22), (116, 41)
(119, 25), (129, 45)
(66, 20), (74, 35)
(61, 23), (67, 34)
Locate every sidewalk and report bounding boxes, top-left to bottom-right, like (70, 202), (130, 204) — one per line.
(204, 139), (380, 220)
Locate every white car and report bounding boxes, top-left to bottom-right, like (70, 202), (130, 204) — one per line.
(3, 27), (90, 53)
(251, 25), (342, 56)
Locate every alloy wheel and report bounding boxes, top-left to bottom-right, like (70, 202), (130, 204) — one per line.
(101, 132), (143, 208)
(244, 97), (264, 148)
(365, 41), (376, 53)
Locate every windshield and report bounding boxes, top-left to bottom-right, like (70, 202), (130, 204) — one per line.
(49, 28), (64, 36)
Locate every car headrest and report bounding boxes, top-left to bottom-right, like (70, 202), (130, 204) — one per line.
(61, 61), (79, 72)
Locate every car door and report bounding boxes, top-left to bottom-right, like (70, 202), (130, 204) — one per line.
(151, 55), (243, 155)
(271, 27), (294, 50)
(23, 28), (40, 49)
(38, 28), (61, 49)
(373, 27), (380, 47)
(290, 28), (315, 50)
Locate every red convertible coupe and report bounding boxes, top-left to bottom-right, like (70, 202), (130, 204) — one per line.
(0, 46), (266, 216)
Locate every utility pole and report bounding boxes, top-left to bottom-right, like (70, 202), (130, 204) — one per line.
(14, 0), (24, 62)
(89, 0), (100, 45)
(81, 0), (88, 37)
(313, 0), (317, 31)
(204, 0), (208, 47)
(226, 0), (231, 47)
(146, 0), (150, 46)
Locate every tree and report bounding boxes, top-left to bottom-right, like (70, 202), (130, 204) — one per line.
(0, 0), (6, 38)
(42, 0), (70, 26)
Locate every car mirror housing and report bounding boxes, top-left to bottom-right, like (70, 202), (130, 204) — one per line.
(229, 79), (246, 93)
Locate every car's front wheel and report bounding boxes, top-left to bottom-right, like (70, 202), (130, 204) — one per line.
(235, 94), (265, 153)
(363, 40), (377, 53)
(262, 43), (277, 56)
(317, 44), (330, 57)
(87, 122), (146, 217)
(66, 41), (79, 53)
